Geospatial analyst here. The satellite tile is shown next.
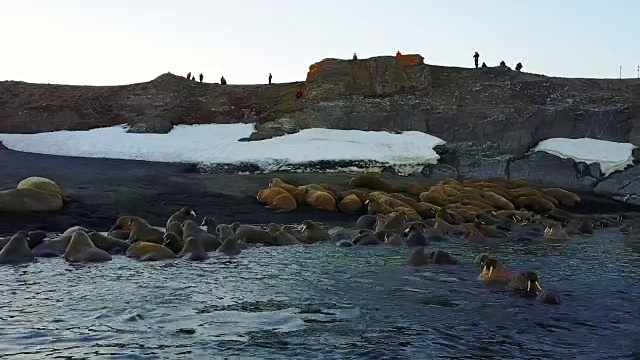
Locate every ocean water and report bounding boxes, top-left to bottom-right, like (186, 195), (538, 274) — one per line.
(1, 228), (639, 360)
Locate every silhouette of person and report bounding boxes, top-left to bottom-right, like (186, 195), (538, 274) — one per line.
(499, 60), (506, 67)
(186, 72), (191, 80)
(199, 73), (203, 82)
(353, 53), (358, 60)
(192, 76), (195, 81)
(269, 73), (272, 84)
(220, 76), (227, 85)
(473, 52), (480, 68)
(515, 62), (523, 72)
(396, 50), (402, 57)
(481, 62), (487, 68)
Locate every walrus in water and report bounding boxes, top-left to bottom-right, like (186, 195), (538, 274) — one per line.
(235, 225), (277, 246)
(65, 231), (112, 263)
(179, 237), (209, 261)
(126, 241), (176, 261)
(216, 236), (242, 256)
(375, 212), (406, 233)
(216, 224), (235, 241)
(328, 226), (357, 242)
(466, 225), (489, 245)
(508, 270), (543, 296)
(428, 250), (459, 265)
(407, 247), (429, 266)
(162, 232), (185, 254)
(0, 231), (35, 265)
(32, 226), (87, 257)
(475, 254), (512, 282)
(110, 216), (164, 244)
(356, 215), (377, 230)
(0, 230), (47, 251)
(182, 220), (222, 251)
(564, 218), (593, 235)
(166, 206), (196, 231)
(384, 233), (404, 246)
(301, 220), (329, 243)
(536, 289), (561, 305)
(201, 217), (220, 235)
(274, 229), (301, 246)
(353, 230), (381, 246)
(87, 232), (130, 255)
(404, 223), (428, 247)
(543, 223), (568, 240)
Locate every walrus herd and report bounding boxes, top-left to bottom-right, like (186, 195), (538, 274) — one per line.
(1, 174), (637, 307)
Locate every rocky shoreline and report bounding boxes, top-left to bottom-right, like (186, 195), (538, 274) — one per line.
(1, 149), (638, 235)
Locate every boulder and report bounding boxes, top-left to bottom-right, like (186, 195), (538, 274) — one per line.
(126, 117), (173, 134)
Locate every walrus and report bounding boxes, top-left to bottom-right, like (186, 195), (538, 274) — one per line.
(235, 225), (277, 246)
(544, 223), (568, 240)
(546, 207), (575, 223)
(301, 220), (329, 243)
(336, 240), (354, 247)
(418, 188), (449, 207)
(338, 194), (363, 214)
(384, 233), (405, 246)
(0, 230), (47, 251)
(434, 218), (454, 235)
(407, 247), (429, 266)
(436, 208), (463, 225)
(404, 223), (428, 247)
(0, 187), (65, 213)
(201, 216), (220, 235)
(303, 188), (337, 212)
(166, 206), (196, 231)
(65, 231), (112, 263)
(87, 232), (130, 254)
(463, 222), (508, 238)
(179, 237), (209, 261)
(536, 289), (561, 305)
(353, 231), (381, 246)
(406, 182), (426, 197)
(182, 220), (222, 251)
(17, 176), (70, 201)
(110, 216), (164, 244)
(216, 236), (242, 256)
(348, 174), (396, 193)
(269, 178), (305, 204)
(374, 212), (406, 233)
(575, 219), (594, 234)
(466, 226), (489, 245)
(514, 196), (555, 213)
(162, 232), (185, 254)
(318, 183), (342, 202)
(541, 188), (581, 207)
(216, 224), (235, 241)
(107, 229), (130, 240)
(257, 187), (297, 212)
(267, 223), (282, 235)
(482, 191), (515, 211)
(424, 228), (447, 242)
(274, 230), (301, 246)
(167, 221), (183, 239)
(126, 241), (176, 261)
(365, 198), (394, 215)
(508, 270), (543, 295)
(475, 254), (512, 282)
(339, 189), (370, 203)
(414, 202), (438, 220)
(356, 215), (377, 230)
(32, 228), (79, 257)
(328, 226), (357, 242)
(428, 250), (459, 265)
(0, 231), (35, 264)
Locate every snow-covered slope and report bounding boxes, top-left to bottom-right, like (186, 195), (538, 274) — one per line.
(0, 124), (446, 175)
(534, 138), (636, 177)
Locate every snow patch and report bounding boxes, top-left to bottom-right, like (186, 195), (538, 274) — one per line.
(0, 124), (445, 175)
(533, 138), (636, 177)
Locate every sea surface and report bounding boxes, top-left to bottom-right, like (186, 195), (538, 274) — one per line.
(1, 228), (639, 360)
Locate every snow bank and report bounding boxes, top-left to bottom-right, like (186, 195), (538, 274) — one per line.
(533, 138), (636, 177)
(0, 124), (445, 175)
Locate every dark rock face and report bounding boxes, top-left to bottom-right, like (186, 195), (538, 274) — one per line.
(0, 141), (6, 150)
(594, 165), (640, 205)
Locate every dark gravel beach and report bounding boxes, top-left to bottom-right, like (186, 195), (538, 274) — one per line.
(1, 149), (638, 235)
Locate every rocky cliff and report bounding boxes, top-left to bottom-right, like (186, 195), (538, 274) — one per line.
(2, 55), (640, 204)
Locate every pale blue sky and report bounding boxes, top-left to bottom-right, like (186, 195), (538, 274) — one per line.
(1, 0), (638, 85)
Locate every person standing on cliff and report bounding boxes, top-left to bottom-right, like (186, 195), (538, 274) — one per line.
(353, 53), (358, 60)
(515, 62), (523, 72)
(268, 73), (272, 84)
(186, 72), (191, 80)
(473, 52), (480, 68)
(199, 73), (203, 82)
(396, 50), (402, 57)
(220, 76), (227, 85)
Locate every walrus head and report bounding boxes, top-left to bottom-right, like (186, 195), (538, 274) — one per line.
(109, 216), (138, 232)
(479, 257), (501, 278)
(519, 270), (543, 293)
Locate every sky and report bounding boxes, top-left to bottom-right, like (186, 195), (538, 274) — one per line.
(1, 0), (639, 85)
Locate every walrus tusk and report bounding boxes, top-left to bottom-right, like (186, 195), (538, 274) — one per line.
(190, 210), (196, 217)
(527, 281), (531, 292)
(487, 265), (493, 278)
(535, 281), (542, 291)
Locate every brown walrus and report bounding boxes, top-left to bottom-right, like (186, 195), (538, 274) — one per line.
(303, 188), (337, 212)
(179, 237), (209, 261)
(256, 187), (297, 212)
(87, 232), (130, 254)
(475, 254), (512, 282)
(65, 231), (112, 263)
(348, 174), (396, 193)
(301, 220), (329, 243)
(269, 178), (305, 204)
(110, 216), (164, 244)
(338, 194), (363, 214)
(182, 220), (222, 251)
(234, 225), (277, 246)
(0, 231), (35, 265)
(126, 241), (176, 261)
(216, 236), (242, 256)
(166, 206), (196, 231)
